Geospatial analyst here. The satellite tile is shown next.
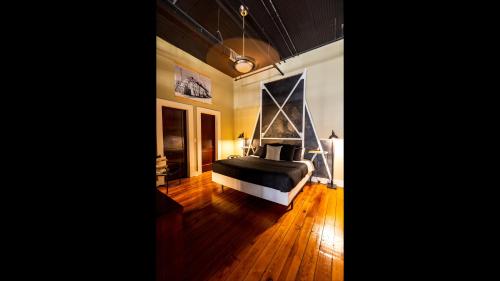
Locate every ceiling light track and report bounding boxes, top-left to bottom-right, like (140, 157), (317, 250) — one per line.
(163, 0), (233, 57)
(267, 0), (298, 54)
(280, 36), (344, 63)
(258, 0), (294, 57)
(216, 7), (224, 44)
(164, 0), (224, 46)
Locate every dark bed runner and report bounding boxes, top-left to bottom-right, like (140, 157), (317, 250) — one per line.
(212, 156), (308, 192)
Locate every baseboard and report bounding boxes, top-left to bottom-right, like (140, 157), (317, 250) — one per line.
(311, 176), (330, 184)
(333, 179), (344, 188)
(311, 177), (344, 188)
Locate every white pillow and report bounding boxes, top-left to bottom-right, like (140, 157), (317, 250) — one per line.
(265, 145), (282, 161)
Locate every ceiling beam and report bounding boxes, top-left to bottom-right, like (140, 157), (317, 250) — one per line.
(215, 0), (280, 60)
(215, 0), (279, 65)
(161, 0), (223, 48)
(267, 0), (297, 54)
(257, 0), (294, 57)
(279, 37), (343, 63)
(159, 0), (233, 59)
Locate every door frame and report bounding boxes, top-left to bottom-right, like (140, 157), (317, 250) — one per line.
(156, 98), (197, 177)
(196, 107), (221, 173)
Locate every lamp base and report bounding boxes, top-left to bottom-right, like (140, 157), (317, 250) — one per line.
(327, 182), (337, 189)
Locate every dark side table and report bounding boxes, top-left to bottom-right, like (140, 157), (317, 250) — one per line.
(308, 150), (336, 189)
(157, 164), (182, 194)
(156, 189), (183, 281)
(156, 169), (169, 193)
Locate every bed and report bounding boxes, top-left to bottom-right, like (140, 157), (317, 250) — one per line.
(212, 155), (314, 207)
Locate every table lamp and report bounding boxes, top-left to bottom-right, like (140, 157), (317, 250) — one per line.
(237, 132), (246, 156)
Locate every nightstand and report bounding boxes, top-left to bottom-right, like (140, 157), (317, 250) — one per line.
(156, 168), (168, 192)
(156, 161), (181, 194)
(308, 149), (336, 189)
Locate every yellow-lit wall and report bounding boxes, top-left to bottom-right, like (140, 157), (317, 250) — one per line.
(157, 36), (343, 184)
(233, 40), (344, 183)
(156, 37), (236, 164)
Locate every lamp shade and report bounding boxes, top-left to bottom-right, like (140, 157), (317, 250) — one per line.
(332, 138), (343, 187)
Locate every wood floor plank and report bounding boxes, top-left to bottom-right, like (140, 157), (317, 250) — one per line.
(259, 185), (322, 281)
(183, 192), (252, 256)
(203, 198), (282, 281)
(241, 187), (311, 281)
(230, 191), (307, 281)
(278, 187), (326, 281)
(206, 195), (283, 280)
(166, 182), (255, 281)
(157, 172), (343, 281)
(331, 188), (344, 281)
(295, 185), (331, 281)
(218, 217), (282, 281)
(214, 200), (287, 281)
(189, 197), (264, 281)
(314, 190), (338, 281)
(183, 191), (249, 247)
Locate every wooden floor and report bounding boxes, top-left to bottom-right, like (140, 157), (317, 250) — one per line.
(157, 171), (343, 281)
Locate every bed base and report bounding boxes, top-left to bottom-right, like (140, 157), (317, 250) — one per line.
(220, 183), (303, 210)
(212, 171), (312, 208)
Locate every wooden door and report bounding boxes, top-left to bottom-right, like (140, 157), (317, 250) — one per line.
(201, 113), (215, 172)
(162, 107), (188, 179)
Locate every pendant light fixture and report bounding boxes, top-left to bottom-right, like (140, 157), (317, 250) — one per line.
(234, 4), (256, 74)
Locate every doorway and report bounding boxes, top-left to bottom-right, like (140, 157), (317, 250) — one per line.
(162, 106), (188, 179)
(200, 113), (216, 172)
(196, 107), (221, 174)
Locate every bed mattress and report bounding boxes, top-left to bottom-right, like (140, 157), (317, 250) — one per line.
(212, 156), (310, 192)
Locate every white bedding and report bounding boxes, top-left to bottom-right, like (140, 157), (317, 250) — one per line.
(212, 158), (314, 206)
(294, 159), (315, 174)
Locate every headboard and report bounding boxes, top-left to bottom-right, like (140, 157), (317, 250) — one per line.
(247, 70), (333, 183)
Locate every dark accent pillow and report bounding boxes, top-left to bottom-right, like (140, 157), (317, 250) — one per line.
(293, 147), (303, 161)
(259, 144), (270, 158)
(280, 144), (296, 161)
(265, 143), (296, 161)
(253, 146), (264, 157)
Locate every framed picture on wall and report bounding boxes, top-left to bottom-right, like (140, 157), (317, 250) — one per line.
(174, 65), (212, 104)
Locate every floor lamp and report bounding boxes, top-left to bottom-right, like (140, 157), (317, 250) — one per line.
(329, 130), (341, 189)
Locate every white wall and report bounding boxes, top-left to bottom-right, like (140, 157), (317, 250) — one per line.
(233, 40), (344, 184)
(157, 36), (344, 184)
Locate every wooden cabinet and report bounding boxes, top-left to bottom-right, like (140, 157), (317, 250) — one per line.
(156, 190), (183, 281)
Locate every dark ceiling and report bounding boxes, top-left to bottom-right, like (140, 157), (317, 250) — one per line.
(157, 0), (343, 78)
